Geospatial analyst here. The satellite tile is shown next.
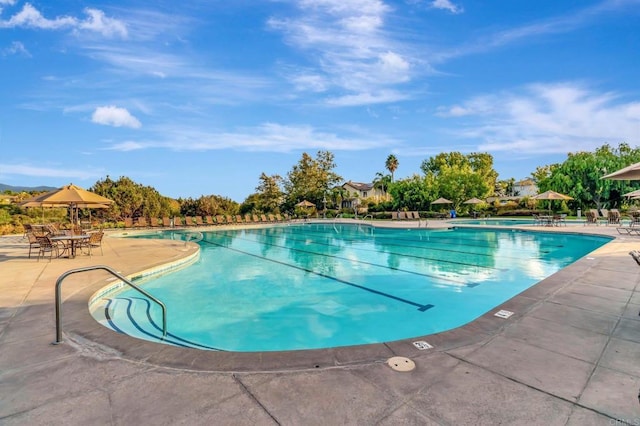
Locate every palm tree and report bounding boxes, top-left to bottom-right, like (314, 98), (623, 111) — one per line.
(385, 154), (399, 182)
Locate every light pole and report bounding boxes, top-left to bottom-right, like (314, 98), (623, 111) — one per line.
(323, 194), (327, 219)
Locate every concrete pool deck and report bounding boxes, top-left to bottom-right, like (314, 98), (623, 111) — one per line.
(1, 220), (639, 424)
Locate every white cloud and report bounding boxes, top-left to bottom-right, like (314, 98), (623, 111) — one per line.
(1, 40), (29, 56)
(91, 106), (141, 128)
(106, 122), (396, 153)
(430, 0), (463, 14)
(438, 83), (640, 154)
(76, 8), (127, 38)
(268, 0), (416, 105)
(0, 4), (127, 38)
(0, 164), (98, 179)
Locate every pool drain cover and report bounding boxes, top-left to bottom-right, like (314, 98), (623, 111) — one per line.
(387, 356), (415, 372)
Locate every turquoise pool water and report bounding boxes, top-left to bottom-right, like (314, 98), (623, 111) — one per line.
(454, 219), (536, 226)
(93, 224), (610, 351)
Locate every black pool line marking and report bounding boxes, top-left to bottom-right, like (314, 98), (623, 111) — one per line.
(105, 298), (225, 351)
(212, 231), (483, 286)
(199, 238), (435, 312)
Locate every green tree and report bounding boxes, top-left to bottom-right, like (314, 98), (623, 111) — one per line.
(255, 173), (284, 213)
(420, 152), (497, 209)
(385, 154), (399, 182)
(284, 151), (342, 208)
(535, 143), (640, 211)
(387, 174), (435, 211)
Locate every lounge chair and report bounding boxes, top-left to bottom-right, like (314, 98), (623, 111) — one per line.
(183, 216), (194, 226)
(235, 215), (244, 224)
(215, 215), (226, 225)
(204, 215), (214, 225)
(244, 214), (253, 224)
(608, 209), (621, 225)
(123, 218), (134, 228)
(253, 214), (261, 223)
(226, 215), (235, 224)
(162, 217), (171, 227)
(585, 210), (599, 226)
(173, 216), (183, 227)
(194, 216), (204, 226)
(391, 212), (398, 220)
(135, 217), (148, 228)
(268, 214), (276, 222)
(260, 214), (268, 222)
(150, 217), (161, 227)
(398, 211), (407, 220)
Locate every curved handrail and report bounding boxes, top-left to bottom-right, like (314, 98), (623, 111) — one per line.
(184, 231), (203, 246)
(54, 265), (167, 344)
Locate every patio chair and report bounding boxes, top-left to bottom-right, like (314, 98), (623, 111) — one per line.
(245, 214), (254, 224)
(204, 215), (215, 226)
(26, 232), (41, 259)
(183, 216), (195, 227)
(35, 235), (67, 261)
(194, 216), (204, 226)
(275, 213), (284, 222)
(80, 231), (104, 256)
(268, 214), (276, 222)
(260, 214), (268, 222)
(135, 217), (148, 228)
(235, 215), (244, 224)
(173, 216), (183, 227)
(391, 211), (398, 220)
(162, 217), (172, 227)
(215, 215), (226, 225)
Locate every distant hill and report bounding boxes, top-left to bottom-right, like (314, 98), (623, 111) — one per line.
(0, 183), (58, 193)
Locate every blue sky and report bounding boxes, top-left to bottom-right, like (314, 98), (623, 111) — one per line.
(1, 0), (639, 201)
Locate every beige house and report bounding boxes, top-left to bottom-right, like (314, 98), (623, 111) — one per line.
(514, 179), (538, 197)
(341, 181), (387, 208)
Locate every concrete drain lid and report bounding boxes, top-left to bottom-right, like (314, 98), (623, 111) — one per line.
(387, 356), (415, 372)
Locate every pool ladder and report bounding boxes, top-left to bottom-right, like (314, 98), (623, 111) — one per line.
(53, 265), (167, 345)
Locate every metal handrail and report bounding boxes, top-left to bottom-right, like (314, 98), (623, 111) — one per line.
(54, 265), (167, 344)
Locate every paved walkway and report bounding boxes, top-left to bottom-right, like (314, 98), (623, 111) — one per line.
(1, 221), (639, 425)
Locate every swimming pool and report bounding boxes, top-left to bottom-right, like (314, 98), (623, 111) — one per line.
(91, 224), (610, 352)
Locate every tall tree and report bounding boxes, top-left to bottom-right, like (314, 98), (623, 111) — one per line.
(255, 173), (284, 213)
(420, 152), (497, 208)
(385, 154), (399, 182)
(535, 143), (640, 210)
(284, 151), (342, 208)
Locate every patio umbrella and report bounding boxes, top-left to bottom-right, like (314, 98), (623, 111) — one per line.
(531, 190), (573, 214)
(431, 197), (453, 205)
(602, 162), (640, 180)
(463, 197), (484, 205)
(623, 189), (640, 198)
(21, 183), (113, 224)
(295, 200), (315, 208)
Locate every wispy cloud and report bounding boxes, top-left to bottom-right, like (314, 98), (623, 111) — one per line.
(0, 163), (100, 179)
(1, 40), (29, 56)
(106, 122), (397, 153)
(91, 106), (141, 128)
(434, 0), (640, 61)
(268, 0), (417, 106)
(437, 82), (640, 154)
(430, 0), (463, 14)
(0, 3), (127, 38)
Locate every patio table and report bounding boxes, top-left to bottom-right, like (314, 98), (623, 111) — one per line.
(51, 235), (90, 258)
